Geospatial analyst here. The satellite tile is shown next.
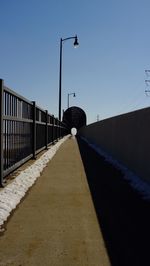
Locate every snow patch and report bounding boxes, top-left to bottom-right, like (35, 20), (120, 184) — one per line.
(0, 135), (69, 227)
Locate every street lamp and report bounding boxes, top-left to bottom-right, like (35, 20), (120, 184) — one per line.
(67, 92), (76, 108)
(58, 35), (79, 121)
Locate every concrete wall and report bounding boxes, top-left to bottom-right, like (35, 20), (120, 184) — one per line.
(79, 107), (150, 184)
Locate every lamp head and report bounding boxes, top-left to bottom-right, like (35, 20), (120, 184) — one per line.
(73, 93), (76, 97)
(74, 35), (79, 47)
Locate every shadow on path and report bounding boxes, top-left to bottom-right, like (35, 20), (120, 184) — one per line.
(77, 136), (150, 266)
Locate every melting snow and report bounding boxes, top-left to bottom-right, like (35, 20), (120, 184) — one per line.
(0, 135), (69, 227)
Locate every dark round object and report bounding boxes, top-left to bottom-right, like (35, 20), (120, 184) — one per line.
(63, 106), (86, 130)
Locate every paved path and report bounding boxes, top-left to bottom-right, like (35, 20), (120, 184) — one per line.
(0, 137), (110, 266)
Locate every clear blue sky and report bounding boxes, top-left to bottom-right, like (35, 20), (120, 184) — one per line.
(0, 0), (150, 124)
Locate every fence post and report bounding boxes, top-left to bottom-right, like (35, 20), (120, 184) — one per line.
(56, 118), (58, 141)
(53, 117), (56, 142)
(59, 120), (61, 139)
(52, 115), (54, 144)
(45, 110), (48, 150)
(0, 79), (4, 186)
(32, 101), (36, 159)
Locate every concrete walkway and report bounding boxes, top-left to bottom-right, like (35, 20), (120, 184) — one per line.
(0, 137), (110, 266)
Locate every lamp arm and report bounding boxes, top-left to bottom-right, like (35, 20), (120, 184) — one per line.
(62, 35), (77, 42)
(69, 93), (75, 96)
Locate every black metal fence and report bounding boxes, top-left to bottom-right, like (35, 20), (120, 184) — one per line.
(0, 79), (68, 185)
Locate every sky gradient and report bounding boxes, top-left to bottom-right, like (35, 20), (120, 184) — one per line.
(0, 0), (150, 124)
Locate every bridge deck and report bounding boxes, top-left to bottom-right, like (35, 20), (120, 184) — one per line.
(0, 137), (110, 266)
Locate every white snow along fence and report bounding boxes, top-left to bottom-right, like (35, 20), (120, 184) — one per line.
(0, 135), (70, 228)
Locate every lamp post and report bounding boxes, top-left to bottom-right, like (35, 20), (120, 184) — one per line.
(67, 92), (76, 108)
(58, 35), (79, 121)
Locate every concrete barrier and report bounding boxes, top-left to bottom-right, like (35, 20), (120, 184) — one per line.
(79, 107), (150, 184)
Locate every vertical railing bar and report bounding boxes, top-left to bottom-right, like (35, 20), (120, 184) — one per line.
(52, 115), (54, 144)
(45, 110), (48, 150)
(6, 121), (8, 170)
(32, 101), (36, 159)
(0, 79), (4, 186)
(7, 92), (8, 116)
(9, 94), (12, 116)
(57, 119), (59, 141)
(9, 120), (11, 167)
(16, 121), (18, 163)
(55, 118), (57, 141)
(4, 91), (6, 115)
(4, 120), (5, 171)
(53, 116), (55, 143)
(6, 93), (9, 168)
(57, 119), (58, 140)
(57, 119), (59, 140)
(8, 120), (11, 167)
(8, 93), (10, 116)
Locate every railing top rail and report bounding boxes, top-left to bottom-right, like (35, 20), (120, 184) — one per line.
(3, 85), (62, 123)
(3, 85), (32, 105)
(35, 102), (47, 114)
(35, 104), (53, 118)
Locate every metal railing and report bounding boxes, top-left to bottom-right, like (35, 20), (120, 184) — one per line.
(0, 79), (68, 185)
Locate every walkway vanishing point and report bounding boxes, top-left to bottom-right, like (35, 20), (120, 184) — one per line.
(0, 136), (149, 266)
